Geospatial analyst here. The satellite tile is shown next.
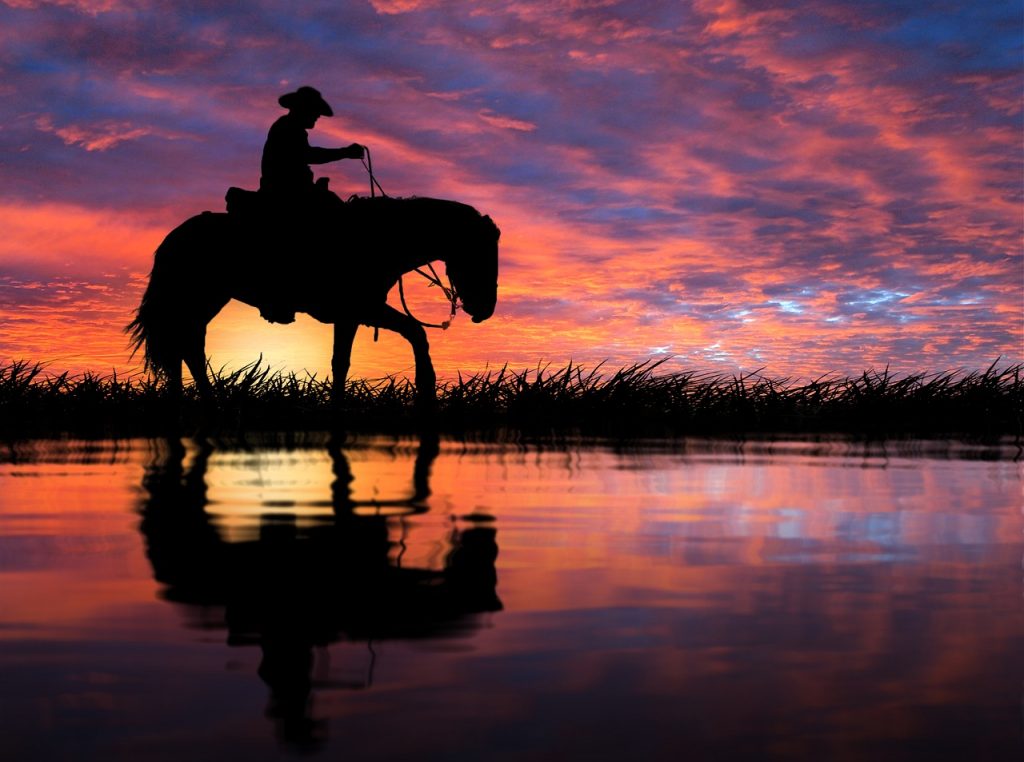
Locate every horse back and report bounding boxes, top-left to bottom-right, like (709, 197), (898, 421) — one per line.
(154, 212), (234, 265)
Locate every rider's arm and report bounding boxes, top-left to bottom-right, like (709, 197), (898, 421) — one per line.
(306, 144), (364, 164)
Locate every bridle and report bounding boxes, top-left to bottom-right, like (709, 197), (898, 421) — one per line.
(361, 146), (460, 331)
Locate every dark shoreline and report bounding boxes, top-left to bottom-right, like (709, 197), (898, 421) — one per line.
(2, 359), (1020, 440)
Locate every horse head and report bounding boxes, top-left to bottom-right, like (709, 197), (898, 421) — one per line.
(446, 212), (500, 323)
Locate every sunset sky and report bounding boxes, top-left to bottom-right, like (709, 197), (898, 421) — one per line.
(0, 0), (1020, 381)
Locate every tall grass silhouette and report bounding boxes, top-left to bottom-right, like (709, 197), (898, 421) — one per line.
(1, 358), (1019, 437)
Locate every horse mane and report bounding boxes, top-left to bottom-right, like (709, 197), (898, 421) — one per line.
(344, 195), (499, 241)
(345, 194), (483, 219)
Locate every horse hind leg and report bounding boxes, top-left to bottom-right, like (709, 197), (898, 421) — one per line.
(181, 323), (213, 402)
(182, 296), (229, 404)
(331, 320), (358, 408)
(164, 352), (184, 404)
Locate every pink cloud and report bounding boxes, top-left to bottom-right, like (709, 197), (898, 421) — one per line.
(368, 0), (436, 15)
(2, 0), (123, 12)
(478, 109), (537, 132)
(35, 115), (155, 152)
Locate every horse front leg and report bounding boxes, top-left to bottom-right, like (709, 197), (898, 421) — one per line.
(370, 305), (437, 410)
(331, 320), (358, 407)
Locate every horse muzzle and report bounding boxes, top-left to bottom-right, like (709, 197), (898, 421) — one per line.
(466, 297), (495, 322)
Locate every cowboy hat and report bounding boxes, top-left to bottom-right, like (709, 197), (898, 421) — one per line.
(278, 86), (333, 117)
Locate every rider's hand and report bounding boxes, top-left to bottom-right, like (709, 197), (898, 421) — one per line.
(347, 143), (365, 160)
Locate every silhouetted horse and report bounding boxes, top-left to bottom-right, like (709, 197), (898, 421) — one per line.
(127, 196), (499, 406)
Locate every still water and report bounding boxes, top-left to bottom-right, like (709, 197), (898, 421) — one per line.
(0, 435), (1020, 761)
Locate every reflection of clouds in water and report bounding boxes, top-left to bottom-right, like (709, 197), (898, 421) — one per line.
(0, 436), (1020, 758)
(425, 440), (1020, 555)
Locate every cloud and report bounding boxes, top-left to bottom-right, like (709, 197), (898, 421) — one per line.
(0, 0), (1018, 378)
(368, 0), (437, 14)
(478, 109), (537, 132)
(35, 115), (154, 151)
(2, 0), (124, 12)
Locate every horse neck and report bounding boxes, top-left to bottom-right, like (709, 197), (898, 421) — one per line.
(368, 198), (467, 273)
(402, 245), (451, 273)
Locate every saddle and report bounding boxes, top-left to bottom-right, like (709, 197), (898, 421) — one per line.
(225, 186), (265, 216)
(223, 184), (347, 325)
(226, 180), (348, 219)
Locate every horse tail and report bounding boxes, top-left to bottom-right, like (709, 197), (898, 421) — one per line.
(126, 214), (216, 380)
(126, 249), (179, 380)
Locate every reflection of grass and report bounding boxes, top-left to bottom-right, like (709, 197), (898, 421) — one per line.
(1, 358), (1019, 437)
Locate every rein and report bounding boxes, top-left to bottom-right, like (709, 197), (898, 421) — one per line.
(360, 146), (460, 332)
(360, 145), (388, 199)
(399, 263), (458, 330)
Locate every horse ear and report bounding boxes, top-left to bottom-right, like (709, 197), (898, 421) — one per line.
(482, 215), (500, 240)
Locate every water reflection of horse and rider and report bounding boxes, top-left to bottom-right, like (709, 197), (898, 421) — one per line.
(138, 433), (501, 751)
(127, 86), (500, 411)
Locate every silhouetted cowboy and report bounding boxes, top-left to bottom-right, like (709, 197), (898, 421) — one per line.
(257, 86), (364, 323)
(260, 86), (365, 200)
